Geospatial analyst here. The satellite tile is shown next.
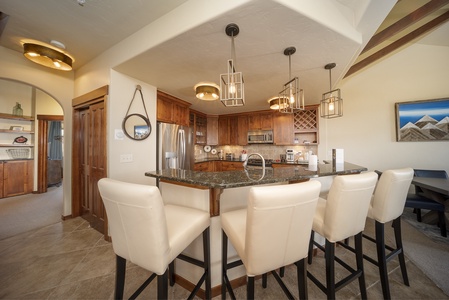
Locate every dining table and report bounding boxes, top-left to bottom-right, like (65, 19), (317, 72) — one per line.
(411, 176), (449, 223)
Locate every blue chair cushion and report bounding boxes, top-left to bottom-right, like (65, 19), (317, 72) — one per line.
(405, 194), (445, 212)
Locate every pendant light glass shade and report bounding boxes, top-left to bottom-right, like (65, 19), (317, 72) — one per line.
(320, 63), (343, 118)
(23, 42), (73, 71)
(220, 23), (245, 107)
(278, 47), (304, 113)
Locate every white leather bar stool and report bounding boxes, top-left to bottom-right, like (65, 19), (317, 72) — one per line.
(307, 172), (378, 299)
(221, 181), (321, 299)
(358, 168), (413, 299)
(98, 178), (211, 300)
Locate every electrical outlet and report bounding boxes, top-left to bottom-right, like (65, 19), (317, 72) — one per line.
(120, 154), (133, 163)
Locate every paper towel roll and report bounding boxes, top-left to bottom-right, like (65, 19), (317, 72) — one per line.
(309, 154), (318, 165)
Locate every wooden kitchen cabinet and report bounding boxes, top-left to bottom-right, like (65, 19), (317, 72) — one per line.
(2, 160), (33, 197)
(218, 116), (230, 145)
(273, 112), (294, 145)
(221, 161), (244, 171)
(248, 111), (273, 130)
(157, 90), (191, 126)
(0, 162), (3, 198)
(294, 104), (319, 144)
(194, 161), (215, 172)
(190, 110), (207, 145)
(237, 116), (248, 145)
(207, 116), (218, 145)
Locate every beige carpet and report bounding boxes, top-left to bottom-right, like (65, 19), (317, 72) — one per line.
(0, 186), (63, 240)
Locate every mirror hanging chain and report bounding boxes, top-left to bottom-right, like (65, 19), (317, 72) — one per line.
(125, 85), (149, 120)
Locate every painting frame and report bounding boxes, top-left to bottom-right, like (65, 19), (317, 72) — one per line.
(395, 97), (449, 142)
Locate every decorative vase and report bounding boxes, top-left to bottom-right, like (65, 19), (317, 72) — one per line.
(12, 102), (23, 116)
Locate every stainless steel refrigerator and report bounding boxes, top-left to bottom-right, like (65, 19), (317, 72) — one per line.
(157, 122), (194, 170)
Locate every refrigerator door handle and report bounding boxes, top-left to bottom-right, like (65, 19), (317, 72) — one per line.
(178, 129), (185, 168)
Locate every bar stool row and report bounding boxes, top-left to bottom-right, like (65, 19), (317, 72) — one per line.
(98, 167), (414, 299)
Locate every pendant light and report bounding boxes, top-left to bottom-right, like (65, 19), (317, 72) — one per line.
(320, 63), (343, 118)
(219, 23), (245, 107)
(278, 47), (304, 113)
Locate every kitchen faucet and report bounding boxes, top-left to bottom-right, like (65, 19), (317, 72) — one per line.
(242, 153), (265, 170)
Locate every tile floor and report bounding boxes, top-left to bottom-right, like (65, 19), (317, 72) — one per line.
(0, 217), (447, 299)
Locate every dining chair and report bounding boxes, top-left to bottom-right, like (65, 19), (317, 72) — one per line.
(405, 169), (448, 237)
(307, 172), (378, 299)
(221, 181), (321, 299)
(98, 178), (211, 299)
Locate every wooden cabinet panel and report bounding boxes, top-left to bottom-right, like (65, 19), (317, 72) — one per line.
(3, 160), (33, 197)
(237, 116), (249, 146)
(156, 97), (172, 123)
(173, 104), (189, 127)
(248, 112), (273, 130)
(218, 117), (230, 145)
(157, 91), (190, 126)
(0, 162), (3, 198)
(221, 161), (244, 171)
(194, 161), (214, 172)
(273, 112), (294, 145)
(191, 111), (207, 145)
(207, 116), (218, 145)
(229, 116), (238, 145)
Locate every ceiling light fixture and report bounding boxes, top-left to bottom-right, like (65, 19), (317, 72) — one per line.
(194, 82), (220, 101)
(278, 47), (304, 113)
(219, 23), (244, 107)
(23, 41), (73, 71)
(320, 63), (343, 118)
(268, 96), (289, 110)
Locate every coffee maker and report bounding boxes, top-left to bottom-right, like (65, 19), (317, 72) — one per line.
(286, 149), (295, 162)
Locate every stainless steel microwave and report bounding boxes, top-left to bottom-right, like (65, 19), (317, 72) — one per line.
(247, 130), (274, 144)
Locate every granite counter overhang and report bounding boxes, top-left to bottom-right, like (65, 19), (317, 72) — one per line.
(146, 162), (367, 189)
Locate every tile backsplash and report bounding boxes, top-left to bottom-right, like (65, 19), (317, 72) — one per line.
(195, 144), (318, 161)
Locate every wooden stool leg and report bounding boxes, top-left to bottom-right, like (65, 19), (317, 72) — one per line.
(325, 240), (336, 300)
(393, 218), (409, 286)
(247, 277), (255, 300)
(375, 221), (390, 300)
(297, 259), (308, 300)
(308, 231), (315, 265)
(157, 271), (168, 300)
(355, 232), (367, 299)
(115, 255), (126, 300)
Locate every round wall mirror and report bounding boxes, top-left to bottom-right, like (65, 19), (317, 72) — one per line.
(122, 113), (151, 140)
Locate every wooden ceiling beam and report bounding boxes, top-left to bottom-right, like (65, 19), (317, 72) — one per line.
(361, 0), (449, 54)
(345, 10), (449, 78)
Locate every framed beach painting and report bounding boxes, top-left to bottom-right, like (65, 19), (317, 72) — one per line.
(395, 98), (449, 142)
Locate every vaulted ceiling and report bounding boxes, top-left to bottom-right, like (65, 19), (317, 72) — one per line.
(1, 0), (448, 114)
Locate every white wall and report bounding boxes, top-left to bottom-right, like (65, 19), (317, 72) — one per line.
(108, 71), (157, 185)
(0, 46), (74, 216)
(319, 43), (449, 174)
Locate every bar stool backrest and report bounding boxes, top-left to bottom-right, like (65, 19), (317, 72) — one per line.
(323, 172), (378, 242)
(245, 180), (321, 275)
(98, 178), (170, 275)
(369, 168), (414, 223)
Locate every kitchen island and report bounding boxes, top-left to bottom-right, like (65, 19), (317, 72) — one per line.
(145, 161), (366, 216)
(144, 162), (367, 294)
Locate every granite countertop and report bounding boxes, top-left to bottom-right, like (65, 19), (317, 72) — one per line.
(146, 162), (367, 189)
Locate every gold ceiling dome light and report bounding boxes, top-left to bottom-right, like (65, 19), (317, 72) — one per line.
(23, 40), (74, 71)
(320, 63), (343, 118)
(194, 82), (220, 101)
(268, 96), (289, 110)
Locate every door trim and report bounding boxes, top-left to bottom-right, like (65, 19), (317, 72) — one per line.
(37, 115), (63, 193)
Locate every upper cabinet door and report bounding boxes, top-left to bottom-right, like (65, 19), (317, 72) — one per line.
(248, 112), (273, 130)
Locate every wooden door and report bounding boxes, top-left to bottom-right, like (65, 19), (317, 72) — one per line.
(72, 86), (108, 237)
(88, 102), (107, 233)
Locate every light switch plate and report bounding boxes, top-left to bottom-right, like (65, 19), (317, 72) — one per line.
(120, 154), (133, 163)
